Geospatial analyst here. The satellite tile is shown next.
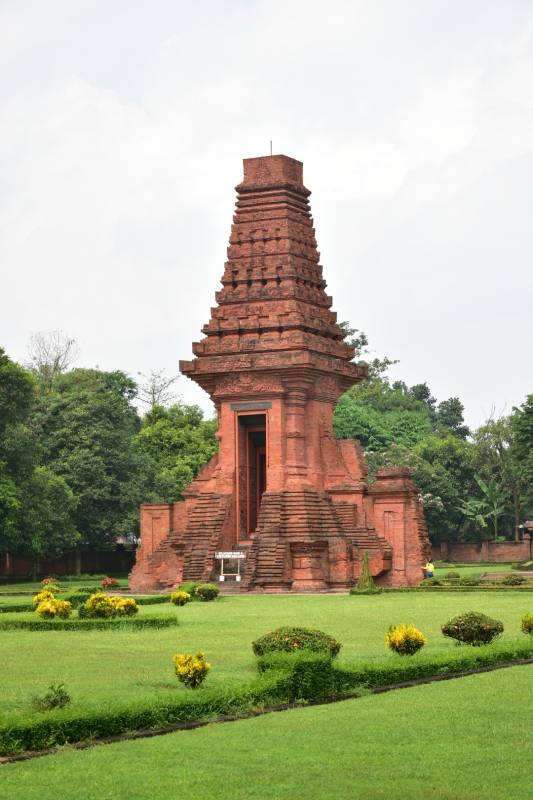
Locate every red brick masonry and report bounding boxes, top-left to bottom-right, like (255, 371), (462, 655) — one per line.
(130, 155), (430, 592)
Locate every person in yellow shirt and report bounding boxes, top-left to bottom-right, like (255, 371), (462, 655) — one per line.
(424, 560), (435, 578)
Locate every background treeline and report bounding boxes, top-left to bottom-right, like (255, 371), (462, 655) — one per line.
(0, 329), (532, 569)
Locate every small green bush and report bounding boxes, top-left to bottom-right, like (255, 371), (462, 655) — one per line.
(385, 624), (426, 655)
(520, 613), (533, 635)
(195, 583), (219, 602)
(441, 611), (504, 646)
(502, 574), (526, 586)
(0, 616), (178, 632)
(512, 560), (533, 571)
(444, 571), (460, 580)
(171, 591), (191, 606)
(350, 549), (380, 594)
(173, 652), (211, 688)
(252, 626), (341, 658)
(31, 684), (71, 713)
(179, 581), (204, 596)
(257, 651), (338, 701)
(83, 592), (117, 618)
(421, 578), (442, 586)
(459, 577), (480, 586)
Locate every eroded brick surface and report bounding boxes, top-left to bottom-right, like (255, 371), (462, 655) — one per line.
(129, 155), (430, 593)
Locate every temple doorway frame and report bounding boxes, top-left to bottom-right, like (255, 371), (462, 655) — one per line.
(235, 411), (268, 542)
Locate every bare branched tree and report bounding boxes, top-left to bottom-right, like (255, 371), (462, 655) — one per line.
(136, 369), (180, 409)
(27, 330), (79, 392)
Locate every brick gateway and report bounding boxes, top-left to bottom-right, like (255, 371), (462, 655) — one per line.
(129, 155), (430, 592)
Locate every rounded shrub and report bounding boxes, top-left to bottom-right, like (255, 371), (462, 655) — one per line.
(195, 583), (219, 602)
(112, 597), (138, 616)
(32, 590), (56, 608)
(385, 624), (426, 655)
(171, 591), (191, 606)
(178, 581), (203, 596)
(502, 574), (526, 586)
(441, 611), (504, 646)
(83, 592), (117, 619)
(173, 652), (211, 688)
(520, 613), (533, 635)
(252, 626), (341, 658)
(40, 577), (60, 593)
(444, 571), (460, 580)
(101, 577), (120, 589)
(36, 599), (72, 620)
(459, 577), (480, 586)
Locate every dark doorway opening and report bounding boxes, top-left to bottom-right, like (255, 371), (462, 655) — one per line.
(237, 414), (267, 539)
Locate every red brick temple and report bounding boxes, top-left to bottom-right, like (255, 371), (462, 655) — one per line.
(129, 155), (430, 592)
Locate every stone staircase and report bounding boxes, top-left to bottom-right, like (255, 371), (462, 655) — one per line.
(181, 493), (231, 583)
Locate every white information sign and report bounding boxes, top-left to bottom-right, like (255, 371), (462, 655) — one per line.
(215, 551), (246, 560)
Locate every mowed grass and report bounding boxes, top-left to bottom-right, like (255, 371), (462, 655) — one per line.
(2, 592), (533, 722)
(433, 562), (515, 578)
(0, 576), (129, 594)
(3, 665), (533, 800)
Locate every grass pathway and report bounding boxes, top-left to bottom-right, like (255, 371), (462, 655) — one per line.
(2, 665), (533, 799)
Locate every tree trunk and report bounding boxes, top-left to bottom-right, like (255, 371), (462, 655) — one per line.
(32, 556), (40, 582)
(513, 489), (521, 541)
(75, 546), (82, 576)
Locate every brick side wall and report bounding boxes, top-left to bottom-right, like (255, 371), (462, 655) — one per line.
(433, 539), (532, 562)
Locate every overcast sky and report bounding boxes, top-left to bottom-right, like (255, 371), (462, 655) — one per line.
(1, 0), (532, 427)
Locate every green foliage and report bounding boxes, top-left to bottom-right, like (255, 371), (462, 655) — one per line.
(136, 404), (218, 503)
(513, 561), (533, 571)
(173, 652), (211, 689)
(444, 571), (460, 579)
(36, 369), (145, 549)
(459, 577), (480, 586)
(0, 615), (178, 631)
(520, 613), (533, 635)
(252, 626), (341, 658)
(31, 684), (72, 713)
(350, 550), (381, 594)
(385, 624), (426, 655)
(195, 583), (220, 602)
(171, 591), (191, 606)
(256, 651), (338, 701)
(502, 574), (526, 586)
(441, 611), (504, 646)
(178, 581), (204, 596)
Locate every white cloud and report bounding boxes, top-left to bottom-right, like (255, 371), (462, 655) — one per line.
(1, 0), (532, 425)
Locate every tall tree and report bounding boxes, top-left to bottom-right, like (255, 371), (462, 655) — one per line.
(26, 330), (79, 394)
(37, 369), (145, 550)
(136, 403), (218, 502)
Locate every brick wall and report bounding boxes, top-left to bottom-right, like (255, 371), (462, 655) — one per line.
(433, 538), (532, 563)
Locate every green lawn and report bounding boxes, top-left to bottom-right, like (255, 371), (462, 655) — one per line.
(433, 562), (515, 578)
(3, 664), (532, 799)
(2, 593), (533, 723)
(0, 576), (129, 594)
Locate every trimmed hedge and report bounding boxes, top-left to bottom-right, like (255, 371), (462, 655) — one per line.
(252, 626), (341, 658)
(381, 586), (533, 593)
(0, 615), (178, 632)
(0, 603), (33, 614)
(1, 639), (533, 755)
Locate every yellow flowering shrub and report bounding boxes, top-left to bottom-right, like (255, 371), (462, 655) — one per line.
(170, 591), (191, 607)
(83, 592), (117, 619)
(32, 590), (56, 608)
(112, 597), (138, 617)
(173, 652), (211, 688)
(520, 613), (533, 635)
(36, 599), (72, 620)
(385, 624), (426, 656)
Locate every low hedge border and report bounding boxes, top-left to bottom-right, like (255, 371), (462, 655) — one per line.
(380, 586), (533, 593)
(0, 615), (178, 632)
(0, 603), (33, 614)
(131, 595), (171, 605)
(2, 638), (533, 756)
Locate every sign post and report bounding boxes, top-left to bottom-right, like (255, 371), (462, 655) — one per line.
(215, 551), (246, 582)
